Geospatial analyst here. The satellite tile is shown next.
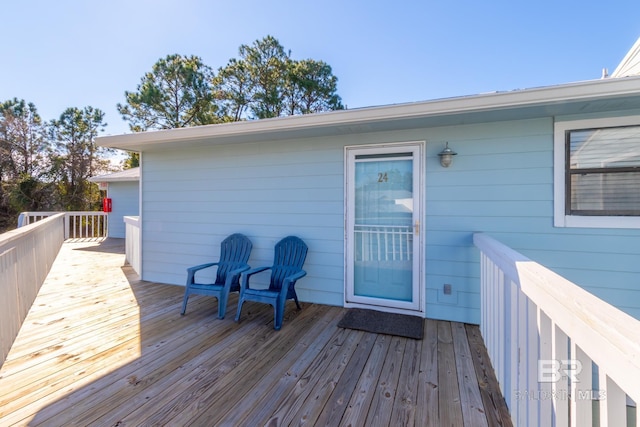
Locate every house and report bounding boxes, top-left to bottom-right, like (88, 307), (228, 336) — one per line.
(96, 48), (640, 326)
(611, 36), (640, 77)
(88, 167), (140, 238)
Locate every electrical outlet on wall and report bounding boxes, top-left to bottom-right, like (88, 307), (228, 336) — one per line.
(437, 283), (458, 305)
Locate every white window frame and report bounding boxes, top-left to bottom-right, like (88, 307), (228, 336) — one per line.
(554, 115), (640, 228)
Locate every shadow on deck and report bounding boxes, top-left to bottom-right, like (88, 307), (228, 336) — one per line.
(0, 239), (511, 426)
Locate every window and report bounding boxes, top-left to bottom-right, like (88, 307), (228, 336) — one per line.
(554, 116), (640, 228)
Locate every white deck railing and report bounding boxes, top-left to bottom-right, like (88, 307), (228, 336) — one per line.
(474, 233), (639, 427)
(19, 211), (108, 240)
(124, 216), (141, 276)
(0, 214), (65, 367)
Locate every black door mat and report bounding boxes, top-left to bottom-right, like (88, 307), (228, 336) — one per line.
(337, 308), (424, 340)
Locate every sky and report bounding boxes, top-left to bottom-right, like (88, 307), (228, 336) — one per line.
(2, 0), (640, 139)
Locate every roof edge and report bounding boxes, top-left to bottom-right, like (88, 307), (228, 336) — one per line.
(88, 167), (140, 182)
(97, 76), (640, 150)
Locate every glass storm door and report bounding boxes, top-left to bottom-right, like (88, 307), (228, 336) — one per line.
(345, 143), (422, 312)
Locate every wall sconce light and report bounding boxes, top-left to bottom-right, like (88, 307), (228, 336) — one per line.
(438, 142), (457, 168)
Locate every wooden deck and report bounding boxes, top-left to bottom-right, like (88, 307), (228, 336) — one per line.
(0, 239), (511, 426)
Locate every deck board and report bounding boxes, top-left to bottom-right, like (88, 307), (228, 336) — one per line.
(416, 319), (439, 427)
(0, 239), (512, 426)
(452, 321), (489, 427)
(390, 335), (421, 425)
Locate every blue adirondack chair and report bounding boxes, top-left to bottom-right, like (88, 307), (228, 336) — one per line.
(181, 233), (252, 319)
(235, 236), (308, 330)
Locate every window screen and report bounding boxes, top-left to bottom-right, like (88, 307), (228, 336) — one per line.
(567, 125), (640, 215)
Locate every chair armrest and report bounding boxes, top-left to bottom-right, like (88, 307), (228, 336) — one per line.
(280, 270), (307, 297)
(187, 262), (219, 274)
(240, 266), (272, 290)
(224, 264), (251, 287)
(186, 262), (220, 284)
(228, 264), (251, 276)
(284, 269), (307, 284)
(244, 266), (271, 277)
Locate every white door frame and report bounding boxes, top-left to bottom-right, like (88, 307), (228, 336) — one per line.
(344, 141), (425, 315)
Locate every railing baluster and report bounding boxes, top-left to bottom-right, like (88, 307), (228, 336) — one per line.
(508, 279), (518, 415)
(538, 309), (552, 424)
(497, 270), (506, 402)
(552, 324), (569, 426)
(599, 373), (626, 427)
(65, 214), (70, 239)
(516, 287), (527, 426)
(570, 344), (592, 427)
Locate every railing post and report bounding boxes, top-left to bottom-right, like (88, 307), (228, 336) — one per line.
(64, 213), (70, 240)
(124, 216), (141, 276)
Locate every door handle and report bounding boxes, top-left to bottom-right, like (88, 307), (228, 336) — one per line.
(414, 220), (420, 236)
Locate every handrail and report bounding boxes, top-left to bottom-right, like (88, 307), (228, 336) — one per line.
(0, 214), (65, 367)
(474, 233), (639, 427)
(19, 211), (108, 240)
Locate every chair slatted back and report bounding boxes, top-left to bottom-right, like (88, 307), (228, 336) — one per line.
(215, 233), (253, 285)
(269, 236), (308, 291)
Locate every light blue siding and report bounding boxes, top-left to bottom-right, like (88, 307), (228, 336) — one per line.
(421, 118), (553, 323)
(423, 117), (640, 322)
(140, 116), (640, 324)
(141, 139), (346, 306)
(107, 181), (139, 238)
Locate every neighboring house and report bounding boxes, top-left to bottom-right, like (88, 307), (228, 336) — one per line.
(611, 36), (640, 77)
(89, 167), (140, 238)
(96, 48), (640, 325)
